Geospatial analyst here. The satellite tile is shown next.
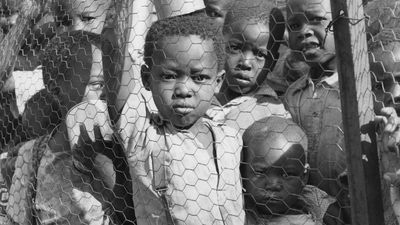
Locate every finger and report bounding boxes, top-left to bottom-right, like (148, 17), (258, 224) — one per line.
(380, 107), (397, 117)
(375, 115), (388, 124)
(79, 124), (91, 145)
(93, 125), (103, 141)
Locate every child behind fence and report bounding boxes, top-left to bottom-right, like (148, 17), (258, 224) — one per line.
(209, 0), (291, 135)
(242, 117), (344, 225)
(2, 31), (133, 225)
(116, 13), (245, 225)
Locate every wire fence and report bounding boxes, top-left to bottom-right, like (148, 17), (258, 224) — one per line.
(0, 0), (399, 224)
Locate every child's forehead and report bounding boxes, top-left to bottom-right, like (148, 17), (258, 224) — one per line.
(288, 0), (331, 14)
(247, 134), (305, 165)
(154, 35), (216, 64)
(227, 19), (270, 43)
(65, 0), (111, 15)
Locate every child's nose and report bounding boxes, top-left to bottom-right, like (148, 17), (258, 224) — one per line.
(264, 178), (283, 192)
(238, 52), (254, 70)
(299, 25), (315, 39)
(173, 81), (193, 98)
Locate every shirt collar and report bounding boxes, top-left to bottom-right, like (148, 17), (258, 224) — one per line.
(292, 72), (339, 91)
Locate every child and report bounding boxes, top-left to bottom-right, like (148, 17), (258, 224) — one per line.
(117, 14), (245, 224)
(3, 31), (133, 225)
(283, 0), (349, 218)
(369, 29), (400, 114)
(211, 0), (290, 135)
(242, 117), (344, 225)
(55, 0), (112, 34)
(369, 29), (400, 225)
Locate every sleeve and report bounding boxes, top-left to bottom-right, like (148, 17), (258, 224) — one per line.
(34, 147), (112, 225)
(116, 92), (150, 153)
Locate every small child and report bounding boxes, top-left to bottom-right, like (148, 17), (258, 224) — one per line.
(369, 29), (400, 225)
(3, 31), (133, 225)
(116, 14), (245, 224)
(283, 0), (350, 221)
(211, 0), (291, 135)
(242, 117), (344, 225)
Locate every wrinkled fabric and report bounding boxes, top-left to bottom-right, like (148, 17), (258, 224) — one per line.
(210, 84), (291, 136)
(5, 134), (112, 225)
(117, 93), (245, 225)
(247, 185), (336, 225)
(283, 73), (347, 200)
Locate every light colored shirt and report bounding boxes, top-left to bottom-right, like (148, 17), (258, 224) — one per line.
(283, 73), (347, 198)
(117, 93), (245, 225)
(5, 134), (112, 225)
(210, 84), (291, 136)
(13, 67), (44, 114)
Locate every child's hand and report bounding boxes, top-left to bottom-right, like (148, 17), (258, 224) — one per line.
(72, 125), (116, 188)
(375, 107), (400, 155)
(384, 170), (400, 224)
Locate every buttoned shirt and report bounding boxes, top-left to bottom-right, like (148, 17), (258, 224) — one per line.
(210, 84), (291, 136)
(284, 73), (347, 198)
(117, 93), (245, 225)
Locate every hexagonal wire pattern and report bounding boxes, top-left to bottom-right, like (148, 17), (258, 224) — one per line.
(0, 0), (399, 224)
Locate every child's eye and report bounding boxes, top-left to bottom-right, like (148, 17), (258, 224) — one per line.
(206, 7), (224, 18)
(89, 82), (104, 90)
(161, 73), (177, 80)
(255, 49), (268, 59)
(309, 16), (326, 23)
(80, 15), (96, 22)
(227, 44), (241, 53)
(192, 74), (210, 83)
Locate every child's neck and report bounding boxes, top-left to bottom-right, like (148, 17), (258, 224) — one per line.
(218, 85), (257, 106)
(309, 56), (337, 82)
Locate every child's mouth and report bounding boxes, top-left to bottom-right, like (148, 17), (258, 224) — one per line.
(173, 105), (194, 115)
(302, 42), (320, 54)
(232, 73), (252, 86)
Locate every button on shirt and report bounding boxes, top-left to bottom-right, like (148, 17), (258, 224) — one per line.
(117, 94), (245, 225)
(210, 84), (291, 136)
(284, 73), (347, 197)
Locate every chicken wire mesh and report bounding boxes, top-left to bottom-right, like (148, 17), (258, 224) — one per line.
(0, 0), (399, 224)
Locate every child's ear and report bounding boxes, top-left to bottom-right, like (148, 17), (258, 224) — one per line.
(141, 64), (151, 91)
(214, 70), (225, 93)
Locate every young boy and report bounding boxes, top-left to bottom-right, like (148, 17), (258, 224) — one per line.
(117, 14), (245, 224)
(3, 31), (133, 225)
(242, 117), (344, 225)
(211, 0), (291, 135)
(368, 29), (400, 225)
(283, 0), (350, 221)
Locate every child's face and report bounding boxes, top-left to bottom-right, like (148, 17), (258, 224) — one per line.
(370, 41), (400, 113)
(204, 0), (231, 26)
(224, 19), (272, 94)
(61, 0), (111, 34)
(286, 0), (335, 65)
(144, 35), (223, 128)
(243, 135), (306, 215)
(59, 44), (106, 109)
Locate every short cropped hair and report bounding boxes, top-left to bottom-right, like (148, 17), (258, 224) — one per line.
(144, 13), (226, 71)
(224, 0), (284, 43)
(242, 116), (308, 164)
